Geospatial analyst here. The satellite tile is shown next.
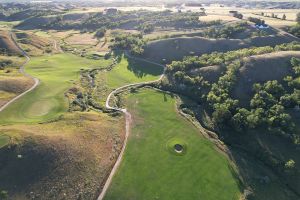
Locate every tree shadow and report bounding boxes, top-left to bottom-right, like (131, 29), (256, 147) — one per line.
(125, 54), (164, 78)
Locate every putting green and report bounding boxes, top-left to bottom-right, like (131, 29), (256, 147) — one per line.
(0, 53), (112, 124)
(105, 89), (242, 200)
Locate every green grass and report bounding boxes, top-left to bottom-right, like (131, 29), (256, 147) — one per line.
(94, 54), (163, 106)
(0, 134), (9, 148)
(105, 89), (242, 200)
(107, 54), (163, 88)
(0, 53), (112, 124)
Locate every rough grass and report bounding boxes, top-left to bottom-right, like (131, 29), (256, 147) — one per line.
(0, 134), (9, 148)
(105, 89), (242, 200)
(0, 53), (112, 124)
(0, 30), (22, 55)
(15, 31), (54, 56)
(0, 111), (125, 199)
(0, 55), (33, 107)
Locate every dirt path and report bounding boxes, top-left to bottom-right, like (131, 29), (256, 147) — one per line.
(0, 33), (39, 113)
(97, 54), (165, 200)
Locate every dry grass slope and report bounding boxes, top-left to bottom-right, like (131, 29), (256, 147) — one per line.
(0, 30), (22, 55)
(0, 112), (125, 200)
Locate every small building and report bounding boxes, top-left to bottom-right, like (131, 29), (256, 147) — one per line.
(104, 8), (118, 15)
(255, 24), (269, 29)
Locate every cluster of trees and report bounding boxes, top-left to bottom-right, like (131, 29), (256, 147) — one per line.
(206, 59), (299, 134)
(94, 27), (106, 38)
(167, 42), (300, 73)
(137, 23), (155, 34)
(111, 33), (146, 55)
(165, 43), (300, 135)
(42, 10), (218, 32)
(248, 17), (265, 26)
(203, 22), (247, 39)
(208, 58), (299, 134)
(259, 12), (286, 20)
(287, 12), (300, 38)
(207, 61), (240, 126)
(231, 80), (298, 133)
(0, 59), (12, 70)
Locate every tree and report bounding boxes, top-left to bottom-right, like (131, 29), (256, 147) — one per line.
(282, 14), (286, 20)
(212, 104), (232, 126)
(285, 159), (295, 169)
(94, 28), (106, 38)
(231, 108), (250, 131)
(0, 190), (8, 199)
(271, 13), (275, 18)
(297, 12), (300, 24)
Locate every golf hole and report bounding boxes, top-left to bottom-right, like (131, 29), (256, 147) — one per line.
(166, 138), (187, 156)
(174, 144), (183, 153)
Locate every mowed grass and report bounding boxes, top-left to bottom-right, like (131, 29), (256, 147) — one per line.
(0, 53), (111, 124)
(105, 89), (242, 200)
(107, 54), (163, 88)
(94, 54), (163, 106)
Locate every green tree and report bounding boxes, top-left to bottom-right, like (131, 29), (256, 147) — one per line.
(231, 108), (250, 131)
(0, 190), (8, 199)
(95, 28), (106, 38)
(297, 12), (300, 24)
(282, 14), (286, 20)
(212, 104), (232, 126)
(285, 159), (295, 169)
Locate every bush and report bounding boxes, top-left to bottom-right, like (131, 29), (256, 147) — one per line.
(94, 28), (106, 38)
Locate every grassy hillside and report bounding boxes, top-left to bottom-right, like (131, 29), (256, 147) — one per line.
(0, 55), (32, 108)
(233, 51), (300, 106)
(105, 89), (242, 200)
(0, 111), (124, 200)
(143, 35), (298, 63)
(0, 30), (22, 55)
(0, 53), (111, 124)
(15, 31), (55, 56)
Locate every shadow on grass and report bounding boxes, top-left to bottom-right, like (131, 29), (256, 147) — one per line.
(125, 54), (163, 78)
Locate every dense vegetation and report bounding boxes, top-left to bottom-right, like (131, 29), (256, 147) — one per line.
(248, 17), (266, 26)
(30, 10), (218, 31)
(164, 42), (300, 139)
(203, 22), (248, 39)
(111, 33), (146, 55)
(287, 12), (300, 38)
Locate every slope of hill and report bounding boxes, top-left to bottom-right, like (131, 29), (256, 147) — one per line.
(0, 112), (125, 200)
(15, 31), (54, 56)
(143, 35), (298, 63)
(233, 51), (300, 107)
(0, 30), (22, 55)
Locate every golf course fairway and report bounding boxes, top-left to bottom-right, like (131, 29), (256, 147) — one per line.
(105, 89), (242, 200)
(0, 53), (111, 124)
(107, 54), (163, 89)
